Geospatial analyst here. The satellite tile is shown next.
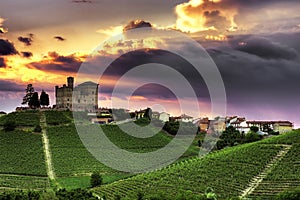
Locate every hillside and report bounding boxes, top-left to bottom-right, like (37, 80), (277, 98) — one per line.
(92, 130), (300, 199)
(0, 110), (299, 199)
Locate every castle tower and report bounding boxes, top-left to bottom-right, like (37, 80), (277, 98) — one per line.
(67, 77), (74, 89)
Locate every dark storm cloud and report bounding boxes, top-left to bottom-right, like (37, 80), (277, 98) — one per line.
(0, 39), (18, 55)
(123, 20), (152, 32)
(72, 0), (92, 3)
(229, 36), (298, 60)
(21, 51), (33, 58)
(0, 57), (6, 68)
(18, 34), (33, 46)
(98, 49), (209, 100)
(28, 52), (82, 73)
(0, 80), (24, 92)
(205, 32), (300, 106)
(54, 36), (66, 41)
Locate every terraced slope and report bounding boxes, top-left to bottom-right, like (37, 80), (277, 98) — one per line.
(92, 142), (285, 199)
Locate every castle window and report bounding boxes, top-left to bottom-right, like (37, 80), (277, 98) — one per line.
(92, 91), (94, 94)
(78, 99), (80, 103)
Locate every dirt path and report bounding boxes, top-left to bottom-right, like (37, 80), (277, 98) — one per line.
(239, 144), (292, 198)
(40, 112), (55, 180)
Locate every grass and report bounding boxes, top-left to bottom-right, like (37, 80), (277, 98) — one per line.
(0, 130), (47, 176)
(44, 110), (71, 125)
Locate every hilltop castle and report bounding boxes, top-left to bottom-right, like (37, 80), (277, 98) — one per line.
(55, 77), (98, 112)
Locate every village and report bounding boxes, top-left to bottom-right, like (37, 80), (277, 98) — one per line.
(11, 76), (294, 136)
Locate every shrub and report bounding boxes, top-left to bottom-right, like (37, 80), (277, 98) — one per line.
(90, 171), (103, 187)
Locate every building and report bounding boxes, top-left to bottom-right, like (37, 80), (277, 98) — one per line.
(159, 112), (170, 122)
(226, 117), (249, 133)
(199, 117), (210, 132)
(55, 77), (74, 110)
(181, 114), (193, 123)
(247, 120), (293, 134)
(73, 81), (99, 112)
(55, 77), (99, 111)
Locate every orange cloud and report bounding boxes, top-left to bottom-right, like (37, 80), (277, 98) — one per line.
(175, 0), (238, 33)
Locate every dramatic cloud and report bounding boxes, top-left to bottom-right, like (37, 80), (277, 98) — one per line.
(174, 0), (300, 34)
(0, 57), (6, 68)
(175, 0), (238, 33)
(54, 36), (66, 41)
(0, 39), (18, 55)
(123, 20), (152, 32)
(28, 52), (83, 73)
(0, 80), (24, 92)
(229, 36), (298, 60)
(21, 51), (33, 58)
(18, 34), (34, 46)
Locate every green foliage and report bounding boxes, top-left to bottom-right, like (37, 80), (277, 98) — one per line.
(90, 172), (103, 188)
(29, 92), (40, 108)
(0, 130), (47, 176)
(0, 111), (40, 127)
(34, 124), (42, 132)
(22, 84), (35, 106)
(0, 190), (40, 200)
(250, 126), (259, 133)
(0, 174), (50, 189)
(46, 125), (115, 176)
(3, 118), (16, 132)
(40, 90), (50, 107)
(55, 188), (98, 200)
(93, 142), (282, 199)
(45, 110), (71, 125)
(276, 187), (300, 200)
(244, 131), (261, 143)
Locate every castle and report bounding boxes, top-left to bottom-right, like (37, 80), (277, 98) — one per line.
(55, 77), (98, 112)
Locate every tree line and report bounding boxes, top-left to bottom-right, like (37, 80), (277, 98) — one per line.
(22, 84), (49, 109)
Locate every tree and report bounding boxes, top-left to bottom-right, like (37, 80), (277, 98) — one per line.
(220, 126), (241, 147)
(40, 90), (50, 107)
(250, 126), (259, 133)
(244, 131), (261, 143)
(143, 107), (152, 120)
(22, 84), (35, 106)
(90, 172), (102, 187)
(29, 92), (40, 108)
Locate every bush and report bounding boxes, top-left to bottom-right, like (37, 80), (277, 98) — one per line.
(3, 119), (16, 132)
(34, 125), (42, 132)
(90, 171), (103, 187)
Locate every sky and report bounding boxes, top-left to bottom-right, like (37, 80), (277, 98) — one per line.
(0, 0), (300, 127)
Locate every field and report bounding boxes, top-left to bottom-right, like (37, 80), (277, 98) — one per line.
(0, 111), (40, 127)
(91, 130), (300, 199)
(0, 130), (47, 176)
(0, 111), (299, 199)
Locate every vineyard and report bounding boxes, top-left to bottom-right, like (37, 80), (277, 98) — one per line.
(44, 110), (71, 125)
(0, 130), (47, 176)
(46, 125), (117, 176)
(92, 143), (284, 199)
(0, 111), (40, 127)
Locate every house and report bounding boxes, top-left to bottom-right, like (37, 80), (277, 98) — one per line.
(246, 120), (293, 134)
(159, 112), (170, 122)
(181, 114), (193, 123)
(227, 116), (250, 133)
(199, 117), (210, 132)
(208, 116), (226, 134)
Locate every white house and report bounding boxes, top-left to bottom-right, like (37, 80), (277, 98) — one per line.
(159, 112), (170, 122)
